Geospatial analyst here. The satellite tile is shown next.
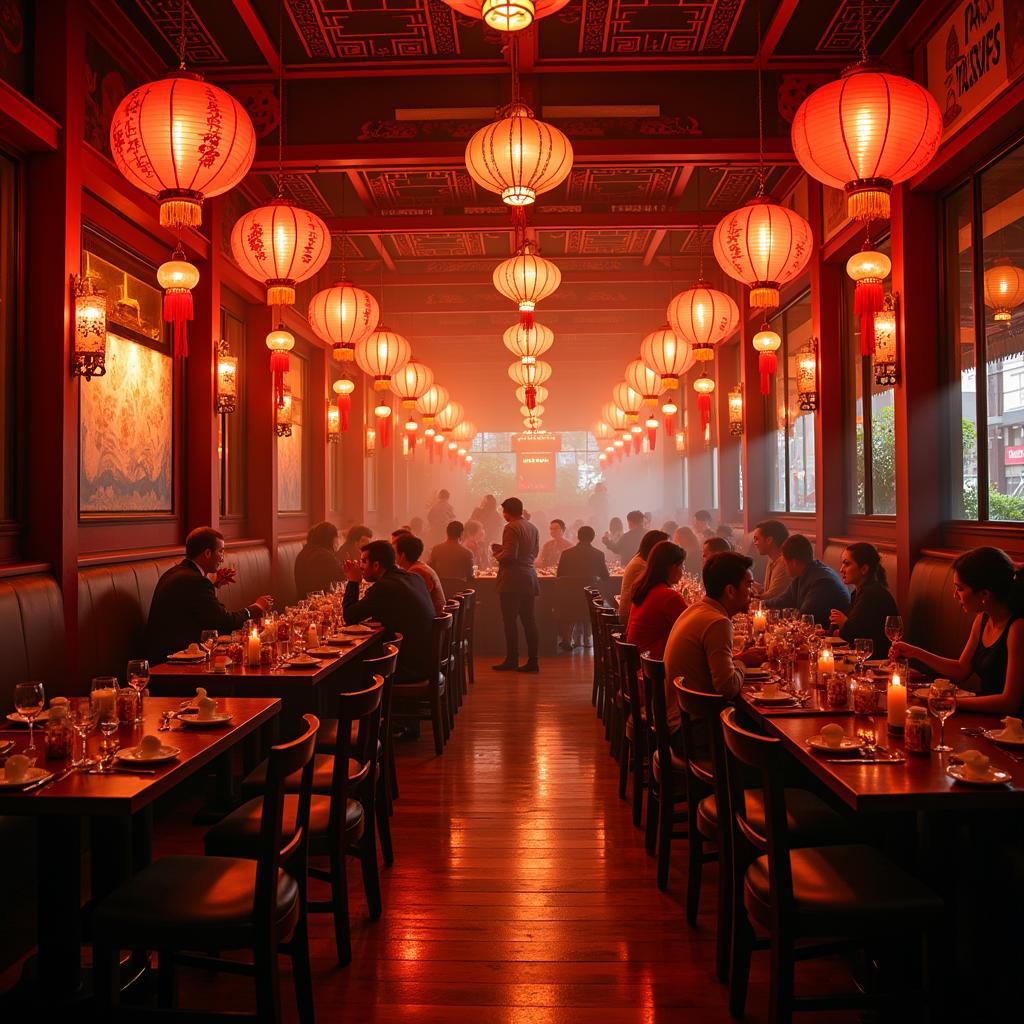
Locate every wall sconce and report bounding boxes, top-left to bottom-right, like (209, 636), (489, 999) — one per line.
(275, 386), (293, 438)
(797, 339), (819, 411)
(873, 293), (899, 387)
(674, 430), (686, 454)
(727, 384), (743, 435)
(72, 274), (107, 380)
(365, 427), (377, 456)
(215, 340), (238, 414)
(327, 400), (340, 443)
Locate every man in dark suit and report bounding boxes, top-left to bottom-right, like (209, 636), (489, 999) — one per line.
(556, 525), (610, 580)
(145, 527), (273, 663)
(341, 539), (436, 682)
(490, 496), (541, 673)
(602, 509), (646, 562)
(429, 520), (475, 583)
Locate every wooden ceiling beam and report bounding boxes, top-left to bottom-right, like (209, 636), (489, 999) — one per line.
(231, 0), (283, 77)
(757, 0), (800, 65)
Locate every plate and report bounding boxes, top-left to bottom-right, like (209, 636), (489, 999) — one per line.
(116, 744), (180, 764)
(305, 647), (341, 658)
(806, 735), (863, 754)
(982, 729), (1024, 748)
(0, 767), (52, 788)
(284, 659), (321, 670)
(912, 686), (974, 699)
(339, 625), (374, 635)
(177, 712), (233, 728)
(5, 710), (50, 725)
(167, 651), (207, 663)
(325, 636), (358, 646)
(946, 763), (1012, 786)
(750, 691), (796, 704)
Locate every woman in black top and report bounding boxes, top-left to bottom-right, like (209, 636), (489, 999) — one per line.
(294, 521), (345, 600)
(890, 546), (1024, 716)
(829, 543), (898, 658)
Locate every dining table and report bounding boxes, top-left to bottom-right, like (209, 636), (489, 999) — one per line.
(0, 695), (280, 1007)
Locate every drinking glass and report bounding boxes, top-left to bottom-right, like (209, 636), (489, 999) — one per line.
(13, 681), (45, 764)
(884, 615), (904, 646)
(200, 630), (219, 672)
(68, 697), (98, 768)
(91, 676), (120, 772)
(800, 614), (816, 633)
(291, 618), (307, 657)
(853, 639), (873, 672)
(927, 681), (957, 753)
(126, 659), (150, 724)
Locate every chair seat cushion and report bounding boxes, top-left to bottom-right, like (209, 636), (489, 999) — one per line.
(205, 795), (364, 858)
(392, 672), (446, 700)
(697, 788), (850, 845)
(93, 856), (298, 947)
(315, 718), (384, 758)
(651, 749), (710, 783)
(745, 844), (943, 933)
(242, 753), (365, 796)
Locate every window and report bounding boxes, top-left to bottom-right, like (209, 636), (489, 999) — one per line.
(218, 307), (245, 518)
(843, 235), (894, 515)
(767, 291), (816, 513)
(944, 139), (1024, 522)
(0, 153), (16, 521)
(277, 355), (305, 513)
(469, 431), (601, 500)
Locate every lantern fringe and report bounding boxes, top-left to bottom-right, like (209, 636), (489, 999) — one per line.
(525, 385), (536, 410)
(662, 376), (678, 389)
(159, 198), (202, 230)
(408, 432), (416, 453)
(267, 283), (295, 307)
(759, 350), (777, 396)
(163, 289), (193, 359)
(376, 412), (390, 448)
(854, 279), (884, 355)
(270, 351), (289, 408)
(697, 394), (711, 434)
(632, 433), (642, 455)
(332, 345), (354, 362)
(373, 379), (389, 391)
(750, 285), (780, 309)
(647, 425), (658, 451)
(338, 394), (350, 432)
(663, 414), (675, 436)
(520, 309), (534, 330)
(848, 187), (890, 222)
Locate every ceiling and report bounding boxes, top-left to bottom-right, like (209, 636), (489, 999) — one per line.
(100, 0), (931, 430)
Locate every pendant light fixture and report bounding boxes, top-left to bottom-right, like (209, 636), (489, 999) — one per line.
(752, 322), (782, 396)
(441, 0), (569, 32)
(157, 246), (200, 359)
(508, 359), (552, 409)
(693, 375), (715, 437)
(612, 381), (644, 423)
(515, 384), (548, 407)
(625, 359), (662, 408)
(355, 326), (412, 391)
(308, 280), (380, 363)
(640, 324), (693, 390)
(493, 242), (561, 329)
(984, 259), (1024, 323)
(503, 321), (554, 364)
(846, 238), (891, 354)
(332, 376), (355, 432)
(266, 323), (295, 407)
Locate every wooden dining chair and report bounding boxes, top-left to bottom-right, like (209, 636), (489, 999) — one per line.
(442, 599), (462, 721)
(596, 608), (619, 736)
(459, 587), (476, 690)
(453, 588), (475, 695)
(209, 681), (384, 967)
(720, 707), (945, 1023)
(614, 637), (647, 828)
(586, 593), (607, 709)
(391, 614), (453, 755)
(93, 715), (320, 1023)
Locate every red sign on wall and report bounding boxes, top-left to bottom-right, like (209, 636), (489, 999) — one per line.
(1005, 445), (1024, 465)
(517, 452), (556, 491)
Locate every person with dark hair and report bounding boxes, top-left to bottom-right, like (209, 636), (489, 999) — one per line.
(662, 551), (765, 733)
(491, 496), (541, 672)
(764, 534), (850, 627)
(391, 527), (412, 542)
(692, 508), (714, 540)
(145, 527), (272, 663)
(891, 546), (1024, 714)
(337, 524), (373, 564)
(395, 532), (446, 615)
(829, 543), (899, 656)
(341, 539), (435, 682)
(752, 519), (790, 601)
(463, 519), (489, 570)
(556, 525), (609, 580)
(294, 520), (344, 601)
(409, 516), (424, 537)
(626, 541), (687, 659)
(427, 489), (455, 544)
(702, 535), (732, 562)
(603, 509), (645, 561)
(470, 494), (503, 548)
(716, 523), (735, 543)
(430, 520), (475, 583)
(672, 526), (702, 571)
(538, 518), (573, 569)
(618, 529), (669, 625)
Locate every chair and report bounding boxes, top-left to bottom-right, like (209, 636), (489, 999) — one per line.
(209, 682), (383, 966)
(585, 592), (606, 708)
(720, 707), (945, 1022)
(458, 587), (476, 689)
(93, 715), (320, 1022)
(639, 654), (689, 890)
(443, 598), (463, 720)
(453, 588), (474, 697)
(391, 614), (453, 755)
(439, 576), (471, 604)
(551, 576), (593, 650)
(596, 608), (619, 735)
(614, 638), (647, 828)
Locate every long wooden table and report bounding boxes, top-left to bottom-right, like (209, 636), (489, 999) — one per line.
(0, 696), (280, 1005)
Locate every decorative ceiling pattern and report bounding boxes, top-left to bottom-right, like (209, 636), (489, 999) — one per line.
(564, 166), (680, 203)
(579, 0), (745, 56)
(538, 228), (655, 257)
(137, 0), (228, 64)
(817, 0), (894, 53)
(361, 169), (479, 209)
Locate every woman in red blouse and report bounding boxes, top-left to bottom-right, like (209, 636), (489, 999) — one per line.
(626, 541), (688, 659)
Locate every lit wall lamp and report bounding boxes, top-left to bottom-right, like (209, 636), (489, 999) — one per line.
(215, 340), (238, 414)
(727, 384), (743, 435)
(674, 430), (686, 455)
(796, 339), (819, 411)
(327, 400), (340, 443)
(72, 274), (107, 380)
(872, 294), (899, 387)
(275, 386), (293, 438)
(365, 427), (377, 456)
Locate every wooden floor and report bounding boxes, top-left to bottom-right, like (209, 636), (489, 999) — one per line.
(156, 653), (848, 1022)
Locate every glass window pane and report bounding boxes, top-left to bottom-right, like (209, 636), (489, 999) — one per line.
(218, 308), (245, 518)
(869, 387), (896, 514)
(0, 153), (15, 519)
(785, 295), (815, 512)
(277, 356), (305, 513)
(945, 183), (976, 519)
(843, 259), (867, 513)
(767, 312), (786, 512)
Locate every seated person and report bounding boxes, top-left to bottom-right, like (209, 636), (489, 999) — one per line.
(829, 542), (899, 657)
(395, 533), (446, 615)
(293, 520), (344, 601)
(463, 519), (490, 570)
(430, 520), (475, 583)
(618, 529), (669, 625)
(751, 519), (790, 601)
(663, 551), (765, 734)
(673, 526), (702, 571)
(692, 509), (714, 540)
(626, 541), (687, 660)
(337, 524), (372, 564)
(702, 535), (732, 562)
(556, 525), (609, 579)
(538, 519), (573, 569)
(341, 540), (436, 682)
(764, 534), (850, 627)
(891, 546), (1024, 715)
(145, 527), (272, 663)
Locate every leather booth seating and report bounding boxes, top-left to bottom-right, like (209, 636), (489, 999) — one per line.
(275, 538), (304, 608)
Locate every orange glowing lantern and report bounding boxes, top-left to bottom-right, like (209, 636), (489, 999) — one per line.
(440, 0), (569, 32)
(265, 323), (294, 407)
(752, 323), (782, 396)
(355, 327), (411, 390)
(308, 280), (380, 363)
(625, 359), (662, 407)
(390, 361), (434, 409)
(640, 324), (693, 389)
(846, 245), (891, 354)
(332, 376), (355, 432)
(157, 249), (200, 358)
(516, 384), (548, 407)
(503, 321), (554, 364)
(693, 375), (715, 436)
(612, 381), (644, 423)
(508, 359), (552, 409)
(666, 283), (739, 365)
(493, 244), (561, 329)
(984, 259), (1024, 323)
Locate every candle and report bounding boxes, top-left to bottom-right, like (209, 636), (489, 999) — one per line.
(246, 628), (261, 668)
(887, 674), (906, 730)
(752, 609), (767, 637)
(817, 648), (834, 677)
(307, 623), (318, 649)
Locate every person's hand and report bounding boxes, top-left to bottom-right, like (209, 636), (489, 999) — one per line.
(490, 543), (501, 555)
(750, 582), (764, 597)
(829, 609), (848, 629)
(342, 559), (363, 582)
(214, 565), (237, 589)
(740, 647), (766, 667)
(253, 594), (273, 613)
(888, 640), (911, 660)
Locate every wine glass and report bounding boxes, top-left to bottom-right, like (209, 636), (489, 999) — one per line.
(126, 659), (149, 724)
(927, 680), (957, 753)
(91, 676), (120, 772)
(853, 638), (874, 672)
(13, 681), (45, 764)
(884, 615), (904, 647)
(68, 697), (98, 768)
(291, 618), (307, 658)
(200, 630), (219, 673)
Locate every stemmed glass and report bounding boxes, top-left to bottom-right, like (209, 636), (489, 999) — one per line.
(928, 680), (957, 753)
(200, 630), (219, 673)
(68, 697), (98, 768)
(13, 681), (45, 764)
(91, 676), (121, 772)
(126, 659), (149, 724)
(853, 638), (874, 673)
(884, 615), (904, 649)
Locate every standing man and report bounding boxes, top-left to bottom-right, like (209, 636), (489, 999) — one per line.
(603, 509), (646, 562)
(538, 519), (573, 569)
(426, 489), (455, 544)
(491, 496), (541, 673)
(751, 519), (790, 601)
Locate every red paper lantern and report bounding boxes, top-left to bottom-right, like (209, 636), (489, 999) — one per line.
(266, 324), (294, 408)
(640, 324), (693, 389)
(156, 250), (199, 358)
(355, 327), (412, 391)
(493, 244), (561, 329)
(308, 281), (380, 363)
(508, 360), (552, 409)
(693, 376), (715, 435)
(752, 323), (782, 396)
(667, 282), (739, 364)
(109, 72), (255, 229)
(791, 65), (942, 222)
(846, 247), (891, 354)
(332, 377), (354, 432)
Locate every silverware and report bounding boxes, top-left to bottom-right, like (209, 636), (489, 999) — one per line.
(824, 755), (906, 764)
(85, 765), (160, 776)
(23, 765), (76, 792)
(960, 727), (1024, 763)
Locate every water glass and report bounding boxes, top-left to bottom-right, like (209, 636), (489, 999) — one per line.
(927, 680), (957, 752)
(126, 659), (149, 724)
(884, 615), (904, 646)
(13, 681), (45, 764)
(853, 638), (874, 671)
(200, 630), (219, 673)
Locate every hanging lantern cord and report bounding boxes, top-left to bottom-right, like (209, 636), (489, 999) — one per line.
(859, 0), (868, 65)
(177, 0), (186, 69)
(276, 0), (285, 196)
(755, 0), (766, 196)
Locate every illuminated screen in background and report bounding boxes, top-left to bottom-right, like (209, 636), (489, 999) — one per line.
(517, 452), (556, 490)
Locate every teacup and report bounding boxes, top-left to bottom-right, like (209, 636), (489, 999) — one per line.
(762, 682), (780, 699)
(819, 723), (845, 749)
(196, 696), (217, 722)
(4, 753), (30, 782)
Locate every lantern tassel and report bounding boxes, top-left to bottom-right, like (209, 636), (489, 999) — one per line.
(698, 394), (712, 433)
(270, 351), (289, 408)
(520, 309), (534, 330)
(526, 384), (536, 410)
(663, 413), (675, 436)
(163, 289), (193, 358)
(759, 351), (776, 396)
(337, 395), (350, 432)
(647, 425), (658, 451)
(854, 278), (884, 355)
(377, 412), (390, 449)
(464, 459), (471, 475)
(632, 433), (642, 455)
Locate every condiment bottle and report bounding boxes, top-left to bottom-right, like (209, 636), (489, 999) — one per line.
(45, 701), (72, 759)
(904, 706), (931, 754)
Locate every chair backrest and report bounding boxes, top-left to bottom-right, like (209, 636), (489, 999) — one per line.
(674, 681), (727, 789)
(640, 653), (672, 779)
(362, 643), (399, 743)
(331, 676), (384, 826)
(256, 713), (319, 926)
(453, 588), (474, 642)
(720, 707), (795, 909)
(614, 637), (643, 737)
(443, 598), (462, 668)
(430, 614), (454, 680)
(440, 577), (470, 599)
